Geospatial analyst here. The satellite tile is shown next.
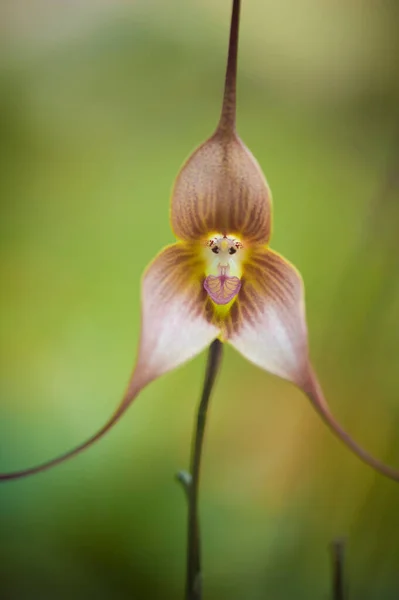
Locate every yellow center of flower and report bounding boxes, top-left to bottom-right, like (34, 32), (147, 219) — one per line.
(202, 234), (247, 306)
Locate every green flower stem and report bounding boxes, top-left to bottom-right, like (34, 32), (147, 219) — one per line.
(177, 339), (223, 600)
(331, 538), (346, 600)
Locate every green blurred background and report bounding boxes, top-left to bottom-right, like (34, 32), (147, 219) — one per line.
(1, 1), (399, 598)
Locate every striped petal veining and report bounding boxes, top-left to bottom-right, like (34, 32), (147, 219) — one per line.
(170, 133), (272, 245)
(227, 248), (308, 384)
(0, 243), (218, 480)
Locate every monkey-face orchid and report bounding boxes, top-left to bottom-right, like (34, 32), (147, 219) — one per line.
(2, 0), (399, 483)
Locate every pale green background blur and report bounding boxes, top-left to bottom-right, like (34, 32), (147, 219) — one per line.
(1, 1), (399, 598)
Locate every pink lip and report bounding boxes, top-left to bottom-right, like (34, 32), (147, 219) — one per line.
(204, 274), (242, 305)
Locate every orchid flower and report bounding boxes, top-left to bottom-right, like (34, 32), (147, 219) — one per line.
(2, 0), (399, 483)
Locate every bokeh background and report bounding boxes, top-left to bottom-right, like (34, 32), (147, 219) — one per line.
(1, 1), (399, 598)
